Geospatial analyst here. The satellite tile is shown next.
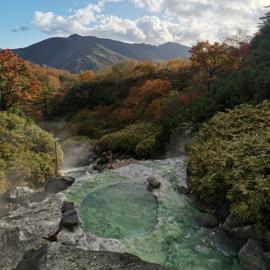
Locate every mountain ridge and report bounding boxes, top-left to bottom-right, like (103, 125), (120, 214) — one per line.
(14, 35), (190, 72)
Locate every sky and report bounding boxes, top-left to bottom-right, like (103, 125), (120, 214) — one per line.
(0, 0), (269, 49)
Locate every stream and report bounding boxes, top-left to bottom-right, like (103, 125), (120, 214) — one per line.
(64, 157), (243, 270)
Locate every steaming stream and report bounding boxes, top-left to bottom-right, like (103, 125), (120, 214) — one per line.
(64, 157), (242, 270)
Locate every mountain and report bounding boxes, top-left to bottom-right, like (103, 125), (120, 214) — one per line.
(14, 34), (190, 73)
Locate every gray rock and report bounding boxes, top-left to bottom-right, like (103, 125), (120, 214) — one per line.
(224, 224), (270, 251)
(29, 192), (47, 203)
(15, 245), (47, 270)
(9, 187), (34, 200)
(15, 244), (168, 270)
(205, 228), (240, 256)
(147, 176), (161, 189)
(0, 195), (62, 269)
(239, 239), (266, 270)
(197, 213), (219, 228)
(44, 176), (75, 194)
(60, 208), (79, 229)
(195, 245), (210, 255)
(61, 201), (79, 226)
(223, 213), (243, 231)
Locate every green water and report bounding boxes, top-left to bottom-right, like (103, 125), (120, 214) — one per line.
(80, 183), (158, 239)
(65, 159), (243, 270)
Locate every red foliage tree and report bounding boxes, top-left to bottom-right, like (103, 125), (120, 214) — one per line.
(179, 95), (189, 106)
(0, 49), (40, 110)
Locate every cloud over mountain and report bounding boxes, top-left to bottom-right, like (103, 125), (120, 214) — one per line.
(33, 0), (268, 45)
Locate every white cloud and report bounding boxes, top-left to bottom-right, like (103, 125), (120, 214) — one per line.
(33, 0), (269, 45)
(136, 16), (173, 44)
(164, 0), (268, 44)
(88, 15), (146, 43)
(131, 0), (164, 12)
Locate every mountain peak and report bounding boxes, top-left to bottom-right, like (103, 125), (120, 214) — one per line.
(68, 34), (82, 39)
(14, 35), (190, 73)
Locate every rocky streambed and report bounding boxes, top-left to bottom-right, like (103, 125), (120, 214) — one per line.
(0, 157), (243, 270)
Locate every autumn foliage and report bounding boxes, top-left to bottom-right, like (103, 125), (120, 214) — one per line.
(79, 70), (96, 83)
(190, 41), (242, 92)
(0, 35), (256, 159)
(0, 49), (40, 110)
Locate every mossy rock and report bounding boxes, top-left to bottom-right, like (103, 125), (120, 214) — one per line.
(188, 100), (270, 225)
(0, 112), (63, 192)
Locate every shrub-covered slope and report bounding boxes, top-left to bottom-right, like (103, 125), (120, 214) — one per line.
(0, 112), (63, 192)
(96, 123), (160, 158)
(188, 101), (270, 225)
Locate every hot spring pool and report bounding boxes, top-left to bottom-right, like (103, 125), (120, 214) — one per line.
(80, 183), (158, 239)
(65, 158), (243, 270)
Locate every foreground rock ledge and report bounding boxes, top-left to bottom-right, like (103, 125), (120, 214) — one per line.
(15, 244), (167, 270)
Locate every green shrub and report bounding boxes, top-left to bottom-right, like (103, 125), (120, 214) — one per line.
(96, 123), (160, 157)
(0, 112), (63, 192)
(135, 137), (156, 158)
(188, 101), (270, 225)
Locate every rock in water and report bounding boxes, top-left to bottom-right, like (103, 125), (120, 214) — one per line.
(239, 239), (267, 270)
(61, 201), (75, 213)
(60, 201), (79, 229)
(44, 177), (75, 194)
(147, 176), (161, 189)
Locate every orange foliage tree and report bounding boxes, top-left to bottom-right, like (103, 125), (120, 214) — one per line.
(127, 79), (171, 107)
(0, 50), (40, 110)
(79, 70), (96, 83)
(124, 79), (171, 121)
(165, 59), (190, 73)
(27, 62), (76, 118)
(190, 41), (235, 92)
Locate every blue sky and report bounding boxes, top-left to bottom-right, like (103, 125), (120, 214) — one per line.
(0, 0), (268, 49)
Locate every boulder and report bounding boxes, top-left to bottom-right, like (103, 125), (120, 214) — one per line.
(147, 176), (161, 189)
(60, 201), (79, 229)
(61, 201), (75, 213)
(223, 213), (243, 231)
(239, 239), (266, 270)
(15, 245), (47, 270)
(224, 224), (270, 251)
(44, 177), (75, 194)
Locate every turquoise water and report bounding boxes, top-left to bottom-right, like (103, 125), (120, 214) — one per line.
(65, 159), (242, 270)
(80, 183), (158, 239)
